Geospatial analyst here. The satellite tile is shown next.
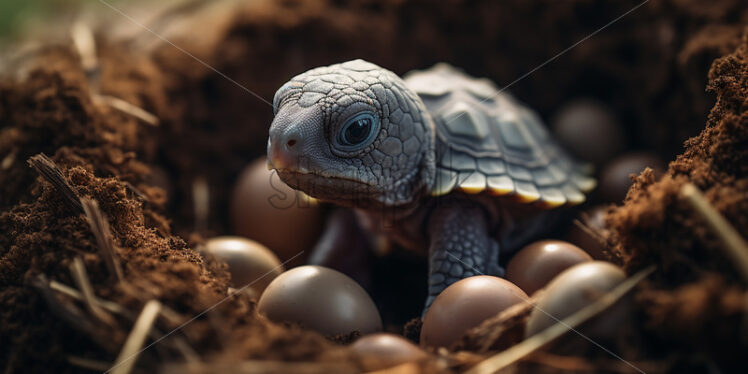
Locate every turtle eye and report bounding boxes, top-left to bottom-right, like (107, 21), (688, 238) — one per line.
(338, 112), (379, 148)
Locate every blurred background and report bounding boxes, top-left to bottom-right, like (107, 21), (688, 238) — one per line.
(1, 1), (746, 372)
(0, 0), (88, 39)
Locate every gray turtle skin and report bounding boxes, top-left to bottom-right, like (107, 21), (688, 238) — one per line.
(267, 60), (594, 315)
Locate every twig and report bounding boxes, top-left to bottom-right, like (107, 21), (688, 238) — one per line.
(70, 256), (117, 325)
(27, 154), (82, 212)
(681, 183), (748, 282)
(466, 266), (656, 374)
(110, 300), (163, 374)
(81, 198), (124, 282)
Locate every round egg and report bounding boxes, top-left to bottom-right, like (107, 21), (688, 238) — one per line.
(350, 333), (427, 371)
(506, 240), (592, 296)
(257, 265), (382, 336)
(551, 99), (625, 166)
(421, 276), (528, 348)
(525, 261), (626, 338)
(599, 152), (665, 203)
(201, 236), (283, 293)
(230, 158), (323, 265)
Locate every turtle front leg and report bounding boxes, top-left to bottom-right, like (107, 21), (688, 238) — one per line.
(423, 200), (503, 317)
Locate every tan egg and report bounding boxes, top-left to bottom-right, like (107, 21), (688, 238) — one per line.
(506, 240), (592, 296)
(201, 236), (283, 293)
(525, 261), (626, 338)
(230, 158), (323, 265)
(350, 333), (427, 371)
(421, 276), (528, 348)
(258, 265), (382, 336)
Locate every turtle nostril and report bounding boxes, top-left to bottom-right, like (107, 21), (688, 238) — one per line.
(286, 139), (297, 148)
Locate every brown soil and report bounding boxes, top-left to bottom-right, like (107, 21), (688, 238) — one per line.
(1, 0), (747, 373)
(607, 29), (748, 371)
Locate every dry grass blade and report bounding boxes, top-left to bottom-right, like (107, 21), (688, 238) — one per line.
(681, 184), (748, 342)
(27, 154), (82, 212)
(1, 149), (16, 170)
(109, 300), (163, 374)
(192, 177), (209, 233)
(81, 197), (125, 282)
(159, 303), (186, 326)
(31, 274), (121, 352)
(171, 337), (201, 364)
(50, 279), (130, 316)
(71, 21), (159, 127)
(49, 280), (199, 362)
(466, 266), (656, 374)
(70, 256), (117, 325)
(70, 21), (100, 83)
(68, 355), (111, 371)
(681, 183), (748, 282)
(31, 275), (96, 333)
(95, 95), (160, 126)
(572, 217), (607, 248)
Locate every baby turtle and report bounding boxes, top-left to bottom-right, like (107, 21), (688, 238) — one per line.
(267, 60), (594, 313)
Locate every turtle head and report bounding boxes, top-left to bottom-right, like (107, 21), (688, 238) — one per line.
(267, 59), (436, 208)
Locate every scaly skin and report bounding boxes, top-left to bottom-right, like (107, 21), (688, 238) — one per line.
(267, 59), (558, 315)
(425, 198), (502, 315)
(268, 59), (435, 208)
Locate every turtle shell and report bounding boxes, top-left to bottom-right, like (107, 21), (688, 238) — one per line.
(403, 64), (595, 208)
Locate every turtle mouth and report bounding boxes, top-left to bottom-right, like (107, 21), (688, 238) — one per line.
(274, 168), (375, 186)
(274, 168), (379, 204)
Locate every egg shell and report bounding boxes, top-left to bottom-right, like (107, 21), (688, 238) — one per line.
(201, 236), (283, 293)
(230, 158), (323, 265)
(350, 333), (427, 371)
(525, 261), (626, 338)
(552, 99), (625, 166)
(506, 240), (592, 296)
(258, 265), (382, 336)
(599, 152), (665, 203)
(421, 276), (528, 348)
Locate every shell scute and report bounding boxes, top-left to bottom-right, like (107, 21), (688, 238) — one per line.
(403, 64), (594, 208)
